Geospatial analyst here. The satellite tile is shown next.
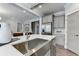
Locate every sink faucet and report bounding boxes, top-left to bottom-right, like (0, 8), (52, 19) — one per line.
(26, 32), (31, 51)
(26, 32), (30, 39)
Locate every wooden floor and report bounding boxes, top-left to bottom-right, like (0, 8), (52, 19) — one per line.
(56, 45), (78, 56)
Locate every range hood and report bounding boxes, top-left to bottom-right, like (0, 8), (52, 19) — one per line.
(0, 22), (11, 44)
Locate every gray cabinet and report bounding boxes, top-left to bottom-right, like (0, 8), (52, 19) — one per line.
(67, 11), (79, 55)
(42, 15), (53, 23)
(53, 15), (65, 46)
(55, 34), (65, 46)
(54, 15), (65, 28)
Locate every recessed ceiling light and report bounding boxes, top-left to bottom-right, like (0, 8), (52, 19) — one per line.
(38, 5), (42, 8)
(0, 17), (2, 20)
(23, 10), (26, 13)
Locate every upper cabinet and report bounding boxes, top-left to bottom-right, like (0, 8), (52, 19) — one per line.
(54, 15), (65, 28)
(42, 15), (53, 23)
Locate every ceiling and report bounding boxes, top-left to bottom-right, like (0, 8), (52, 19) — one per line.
(0, 3), (39, 22)
(0, 3), (65, 22)
(18, 3), (65, 16)
(17, 3), (39, 9)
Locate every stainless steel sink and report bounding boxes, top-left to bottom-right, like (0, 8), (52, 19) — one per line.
(13, 38), (48, 55)
(27, 38), (48, 50)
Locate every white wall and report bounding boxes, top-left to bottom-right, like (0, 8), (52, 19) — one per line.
(1, 18), (39, 33)
(24, 18), (40, 33)
(65, 3), (79, 15)
(6, 20), (17, 33)
(4, 20), (23, 33)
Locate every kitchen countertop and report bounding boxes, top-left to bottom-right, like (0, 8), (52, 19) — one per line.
(0, 34), (56, 56)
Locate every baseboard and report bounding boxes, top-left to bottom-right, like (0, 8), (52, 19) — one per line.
(67, 49), (79, 56)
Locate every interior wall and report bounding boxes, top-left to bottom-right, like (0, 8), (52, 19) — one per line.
(3, 20), (23, 33)
(65, 3), (79, 15)
(24, 18), (39, 33)
(0, 18), (39, 33)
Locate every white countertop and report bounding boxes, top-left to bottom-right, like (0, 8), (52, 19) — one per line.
(0, 34), (56, 56)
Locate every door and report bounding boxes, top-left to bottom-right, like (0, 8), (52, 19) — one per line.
(31, 21), (39, 34)
(67, 11), (79, 54)
(31, 22), (35, 34)
(36, 21), (39, 34)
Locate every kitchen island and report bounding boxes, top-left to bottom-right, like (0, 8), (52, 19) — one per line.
(0, 35), (56, 56)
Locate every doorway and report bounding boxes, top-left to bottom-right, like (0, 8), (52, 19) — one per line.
(31, 21), (39, 34)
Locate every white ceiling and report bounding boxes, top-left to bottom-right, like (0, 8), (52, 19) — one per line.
(18, 3), (65, 16)
(0, 3), (65, 22)
(32, 3), (65, 16)
(0, 3), (39, 22)
(17, 3), (38, 9)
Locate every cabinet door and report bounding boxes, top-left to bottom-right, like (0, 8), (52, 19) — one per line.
(42, 15), (53, 23)
(67, 11), (79, 55)
(54, 16), (65, 28)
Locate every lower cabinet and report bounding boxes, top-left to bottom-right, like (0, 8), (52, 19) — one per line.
(31, 39), (56, 56)
(55, 34), (65, 46)
(31, 42), (50, 56)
